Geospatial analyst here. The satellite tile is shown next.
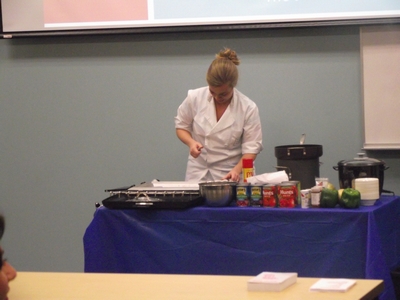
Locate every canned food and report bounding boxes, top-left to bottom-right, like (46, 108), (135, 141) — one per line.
(250, 185), (263, 207)
(236, 183), (250, 207)
(262, 184), (277, 207)
(282, 180), (301, 206)
(277, 183), (297, 208)
(300, 189), (311, 208)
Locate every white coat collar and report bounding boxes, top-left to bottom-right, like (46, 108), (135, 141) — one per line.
(204, 89), (236, 134)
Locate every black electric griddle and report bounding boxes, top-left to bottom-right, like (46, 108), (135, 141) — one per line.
(102, 181), (204, 209)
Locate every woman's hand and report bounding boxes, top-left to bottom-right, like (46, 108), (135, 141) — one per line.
(189, 142), (203, 158)
(222, 170), (241, 182)
(176, 129), (203, 158)
(222, 154), (256, 182)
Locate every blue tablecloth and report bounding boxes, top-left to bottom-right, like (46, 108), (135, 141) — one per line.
(84, 195), (400, 300)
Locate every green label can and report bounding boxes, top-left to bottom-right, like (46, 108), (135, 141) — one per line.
(236, 183), (249, 207)
(250, 185), (263, 207)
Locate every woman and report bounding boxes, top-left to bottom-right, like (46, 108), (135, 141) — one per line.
(0, 215), (17, 300)
(175, 48), (263, 182)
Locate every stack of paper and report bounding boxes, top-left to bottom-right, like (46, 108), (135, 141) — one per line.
(247, 272), (297, 292)
(309, 278), (357, 292)
(128, 180), (199, 191)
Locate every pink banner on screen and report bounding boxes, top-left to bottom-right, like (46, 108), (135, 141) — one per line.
(44, 0), (148, 23)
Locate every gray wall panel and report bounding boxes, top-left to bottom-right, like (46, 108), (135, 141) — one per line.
(0, 26), (398, 272)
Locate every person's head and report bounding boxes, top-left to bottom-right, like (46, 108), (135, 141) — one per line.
(0, 215), (17, 300)
(206, 48), (240, 88)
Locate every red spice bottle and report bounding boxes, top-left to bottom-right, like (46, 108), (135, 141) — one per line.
(242, 158), (254, 182)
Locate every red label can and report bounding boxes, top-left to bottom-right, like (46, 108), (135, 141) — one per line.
(277, 183), (297, 208)
(281, 180), (301, 206)
(262, 184), (276, 207)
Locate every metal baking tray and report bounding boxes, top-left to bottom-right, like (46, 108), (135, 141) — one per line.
(102, 181), (203, 209)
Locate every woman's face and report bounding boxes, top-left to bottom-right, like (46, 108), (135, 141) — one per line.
(209, 84), (234, 105)
(0, 246), (16, 300)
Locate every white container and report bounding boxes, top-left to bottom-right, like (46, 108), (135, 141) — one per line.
(355, 178), (379, 206)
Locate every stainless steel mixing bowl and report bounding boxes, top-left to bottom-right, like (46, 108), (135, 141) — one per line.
(199, 181), (237, 207)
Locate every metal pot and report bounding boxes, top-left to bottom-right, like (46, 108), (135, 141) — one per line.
(199, 181), (237, 207)
(275, 144), (323, 189)
(333, 153), (390, 195)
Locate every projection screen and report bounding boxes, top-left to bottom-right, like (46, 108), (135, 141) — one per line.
(2, 0), (400, 37)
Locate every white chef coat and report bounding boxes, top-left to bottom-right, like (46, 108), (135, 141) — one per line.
(175, 86), (263, 181)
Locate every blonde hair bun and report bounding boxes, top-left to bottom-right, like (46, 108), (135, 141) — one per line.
(206, 48), (240, 87)
(216, 48), (240, 66)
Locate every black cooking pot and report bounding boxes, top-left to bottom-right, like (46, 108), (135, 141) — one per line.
(333, 153), (390, 195)
(275, 144), (323, 189)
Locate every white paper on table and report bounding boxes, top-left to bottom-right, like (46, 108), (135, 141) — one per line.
(309, 278), (357, 292)
(151, 180), (199, 189)
(247, 272), (297, 292)
(246, 171), (289, 185)
(128, 180), (199, 191)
